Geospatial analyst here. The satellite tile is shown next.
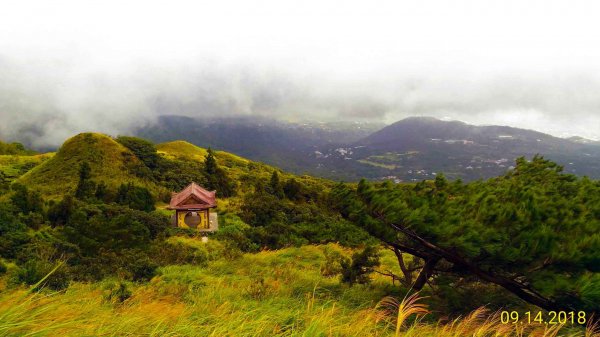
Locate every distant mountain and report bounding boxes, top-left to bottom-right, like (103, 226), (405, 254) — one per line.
(567, 136), (600, 145)
(135, 115), (382, 174)
(313, 117), (600, 181)
(136, 115), (600, 182)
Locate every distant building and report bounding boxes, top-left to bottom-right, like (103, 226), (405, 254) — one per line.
(168, 182), (218, 232)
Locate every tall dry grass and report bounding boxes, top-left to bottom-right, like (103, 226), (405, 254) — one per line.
(0, 245), (598, 336)
(376, 293), (600, 337)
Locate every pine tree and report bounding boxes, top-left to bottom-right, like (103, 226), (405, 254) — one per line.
(10, 183), (43, 215)
(204, 148), (218, 175)
(269, 171), (284, 199)
(0, 172), (8, 193)
(116, 183), (155, 212)
(48, 195), (74, 225)
(79, 161), (91, 180)
(283, 178), (303, 200)
(95, 181), (108, 201)
(75, 162), (95, 199)
(332, 156), (600, 313)
(341, 246), (380, 285)
(203, 148), (236, 197)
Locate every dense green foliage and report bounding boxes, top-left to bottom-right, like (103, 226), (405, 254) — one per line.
(116, 183), (156, 212)
(117, 137), (237, 197)
(0, 133), (371, 294)
(0, 203), (29, 259)
(0, 189), (170, 286)
(0, 141), (34, 155)
(117, 136), (206, 193)
(10, 183), (43, 215)
(0, 171), (8, 192)
(116, 136), (161, 170)
(340, 245), (381, 285)
(75, 162), (95, 199)
(332, 156), (600, 313)
(203, 148), (236, 197)
(237, 176), (372, 250)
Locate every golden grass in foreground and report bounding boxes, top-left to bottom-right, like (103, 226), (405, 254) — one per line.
(0, 245), (598, 336)
(377, 294), (600, 337)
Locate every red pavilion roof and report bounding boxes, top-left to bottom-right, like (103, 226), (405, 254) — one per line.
(167, 182), (217, 210)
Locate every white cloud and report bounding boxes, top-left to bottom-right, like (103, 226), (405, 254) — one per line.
(1, 0), (600, 145)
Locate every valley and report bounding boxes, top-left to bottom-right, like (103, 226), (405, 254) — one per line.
(136, 116), (600, 182)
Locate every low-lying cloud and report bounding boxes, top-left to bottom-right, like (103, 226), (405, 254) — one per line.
(1, 54), (600, 148)
(2, 0), (600, 148)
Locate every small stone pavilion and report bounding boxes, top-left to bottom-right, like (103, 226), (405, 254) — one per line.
(168, 182), (218, 232)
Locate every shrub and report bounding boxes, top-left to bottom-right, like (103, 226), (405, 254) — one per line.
(127, 252), (158, 282)
(151, 240), (210, 266)
(102, 280), (132, 304)
(0, 203), (30, 259)
(245, 277), (271, 300)
(320, 244), (350, 277)
(75, 162), (96, 200)
(213, 213), (258, 252)
(283, 178), (303, 201)
(116, 136), (160, 170)
(10, 183), (43, 215)
(341, 246), (380, 285)
(11, 260), (71, 290)
(0, 172), (9, 193)
(116, 183), (155, 212)
(47, 195), (74, 226)
(64, 208), (152, 255)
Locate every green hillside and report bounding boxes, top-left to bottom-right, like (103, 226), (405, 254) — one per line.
(157, 140), (334, 195)
(0, 140), (36, 155)
(0, 140), (48, 190)
(157, 140), (209, 161)
(2, 130), (335, 206)
(157, 140), (251, 182)
(12, 135), (330, 201)
(0, 153), (53, 182)
(18, 133), (160, 198)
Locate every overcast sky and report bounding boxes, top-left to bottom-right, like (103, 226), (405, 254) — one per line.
(2, 0), (600, 147)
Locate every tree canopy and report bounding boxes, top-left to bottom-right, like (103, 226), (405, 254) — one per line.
(332, 156), (600, 313)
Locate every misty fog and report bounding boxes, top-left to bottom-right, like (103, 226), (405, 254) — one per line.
(2, 0), (600, 147)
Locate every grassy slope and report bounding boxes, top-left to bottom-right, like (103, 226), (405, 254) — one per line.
(157, 140), (252, 181)
(157, 140), (210, 161)
(0, 243), (592, 336)
(0, 244), (391, 336)
(157, 140), (335, 194)
(18, 133), (160, 199)
(4, 135), (330, 205)
(0, 153), (54, 181)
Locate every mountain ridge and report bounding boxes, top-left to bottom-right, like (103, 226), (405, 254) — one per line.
(135, 115), (600, 182)
(10, 116), (599, 184)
